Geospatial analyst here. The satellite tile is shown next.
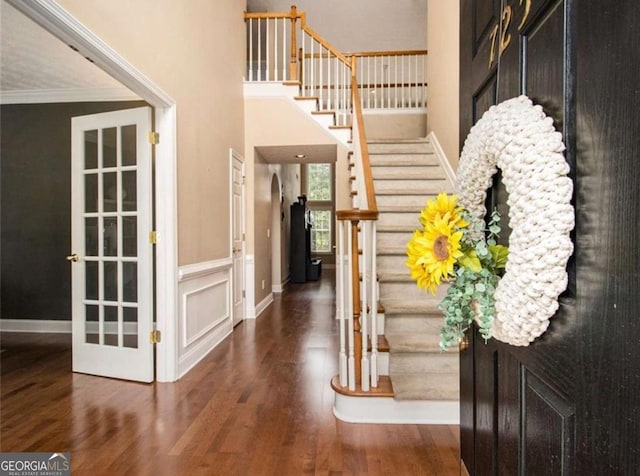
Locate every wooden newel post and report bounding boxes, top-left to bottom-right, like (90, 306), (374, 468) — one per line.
(350, 219), (362, 385)
(289, 5), (298, 81)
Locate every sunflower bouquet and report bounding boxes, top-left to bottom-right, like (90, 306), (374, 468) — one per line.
(406, 193), (509, 350)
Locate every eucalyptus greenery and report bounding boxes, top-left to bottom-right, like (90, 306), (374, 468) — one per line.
(438, 210), (508, 350)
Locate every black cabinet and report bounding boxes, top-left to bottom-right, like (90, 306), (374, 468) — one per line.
(290, 196), (321, 283)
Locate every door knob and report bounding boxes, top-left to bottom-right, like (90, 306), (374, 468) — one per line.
(233, 247), (241, 253)
(66, 253), (79, 262)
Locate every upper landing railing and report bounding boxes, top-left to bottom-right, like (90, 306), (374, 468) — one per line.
(245, 6), (428, 120)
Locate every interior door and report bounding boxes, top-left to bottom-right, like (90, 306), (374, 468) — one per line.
(70, 107), (154, 382)
(460, 1), (640, 474)
(231, 151), (245, 326)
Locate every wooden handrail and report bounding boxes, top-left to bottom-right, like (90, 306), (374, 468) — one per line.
(345, 49), (428, 58)
(336, 210), (379, 221)
(301, 24), (350, 66)
(244, 11), (303, 20)
(350, 67), (378, 212)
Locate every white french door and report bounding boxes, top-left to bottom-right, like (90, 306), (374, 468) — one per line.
(231, 151), (245, 326)
(70, 107), (154, 382)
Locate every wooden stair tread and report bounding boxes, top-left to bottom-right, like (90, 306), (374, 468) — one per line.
(331, 375), (394, 398)
(311, 110), (336, 116)
(369, 334), (390, 352)
(283, 80), (301, 86)
(294, 95), (318, 101)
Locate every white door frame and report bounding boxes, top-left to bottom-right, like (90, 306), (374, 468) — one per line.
(9, 0), (179, 381)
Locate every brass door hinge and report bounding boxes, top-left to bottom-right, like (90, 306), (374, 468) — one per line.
(242, 290), (246, 298)
(149, 230), (158, 244)
(148, 131), (160, 144)
(150, 330), (161, 344)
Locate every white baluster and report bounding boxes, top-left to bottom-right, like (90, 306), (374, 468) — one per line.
(310, 39), (314, 98)
(347, 222), (355, 391)
(249, 19), (253, 81)
(370, 221), (378, 387)
(301, 31), (306, 94)
(266, 19), (271, 81)
(257, 20), (262, 81)
(338, 220), (347, 387)
(361, 221), (370, 391)
(395, 55), (399, 108)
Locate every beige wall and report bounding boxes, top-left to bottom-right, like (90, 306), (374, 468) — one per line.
(253, 152), (274, 302)
(427, 0), (460, 166)
(58, 0), (247, 265)
(364, 112), (427, 139)
(244, 95), (349, 302)
(247, 0), (428, 52)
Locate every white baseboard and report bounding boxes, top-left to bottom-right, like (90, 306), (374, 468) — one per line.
(246, 293), (274, 320)
(0, 319), (71, 333)
(333, 394), (459, 424)
(245, 255), (256, 318)
(272, 275), (291, 294)
(178, 324), (232, 378)
(428, 131), (457, 186)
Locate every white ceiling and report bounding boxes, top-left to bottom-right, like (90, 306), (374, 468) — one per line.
(256, 144), (337, 164)
(0, 1), (136, 102)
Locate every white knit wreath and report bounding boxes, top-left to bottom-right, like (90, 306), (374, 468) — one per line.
(456, 95), (574, 346)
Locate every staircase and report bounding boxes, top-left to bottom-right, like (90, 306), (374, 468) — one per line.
(244, 6), (459, 424)
(371, 138), (460, 402)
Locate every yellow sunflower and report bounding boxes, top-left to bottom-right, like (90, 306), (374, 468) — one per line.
(406, 230), (440, 294)
(406, 214), (464, 294)
(420, 192), (468, 229)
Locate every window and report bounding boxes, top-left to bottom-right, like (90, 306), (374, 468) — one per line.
(307, 163), (332, 201)
(304, 163), (333, 254)
(309, 209), (331, 252)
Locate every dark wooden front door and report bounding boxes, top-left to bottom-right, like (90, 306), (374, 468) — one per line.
(459, 1), (640, 474)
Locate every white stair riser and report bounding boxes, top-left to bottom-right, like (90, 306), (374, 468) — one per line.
(372, 166), (446, 180)
(331, 128), (351, 143)
(294, 98), (318, 114)
(377, 352), (390, 376)
(370, 153), (439, 167)
(311, 113), (335, 128)
(358, 313), (386, 336)
(368, 142), (434, 154)
(390, 353), (459, 374)
(375, 179), (451, 194)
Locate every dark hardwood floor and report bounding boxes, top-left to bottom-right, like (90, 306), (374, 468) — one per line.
(0, 275), (460, 475)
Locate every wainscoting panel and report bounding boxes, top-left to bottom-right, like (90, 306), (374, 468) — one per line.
(178, 258), (233, 377)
